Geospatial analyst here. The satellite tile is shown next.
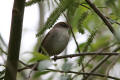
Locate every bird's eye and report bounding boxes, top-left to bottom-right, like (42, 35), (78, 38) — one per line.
(59, 22), (69, 28)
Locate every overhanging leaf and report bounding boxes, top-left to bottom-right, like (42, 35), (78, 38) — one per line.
(36, 0), (74, 37)
(33, 71), (50, 78)
(29, 52), (50, 62)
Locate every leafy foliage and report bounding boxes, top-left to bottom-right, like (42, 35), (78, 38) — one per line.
(36, 0), (74, 36)
(1, 0), (120, 80)
(29, 52), (50, 62)
(77, 27), (97, 65)
(33, 71), (50, 78)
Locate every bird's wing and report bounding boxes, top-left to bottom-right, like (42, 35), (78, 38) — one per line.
(38, 28), (57, 53)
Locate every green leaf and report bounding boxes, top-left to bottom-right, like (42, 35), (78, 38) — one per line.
(76, 27), (97, 52)
(83, 27), (97, 52)
(34, 71), (50, 78)
(67, 2), (79, 24)
(77, 42), (86, 52)
(77, 28), (97, 65)
(29, 52), (50, 62)
(36, 0), (74, 37)
(70, 5), (89, 33)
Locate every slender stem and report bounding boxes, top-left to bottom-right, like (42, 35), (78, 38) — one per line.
(85, 0), (115, 34)
(52, 52), (119, 60)
(46, 69), (120, 80)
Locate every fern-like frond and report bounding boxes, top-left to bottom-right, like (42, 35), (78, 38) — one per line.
(78, 27), (98, 66)
(83, 27), (97, 52)
(77, 11), (88, 34)
(36, 0), (74, 37)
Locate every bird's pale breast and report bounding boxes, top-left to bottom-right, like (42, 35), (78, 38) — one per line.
(42, 27), (69, 56)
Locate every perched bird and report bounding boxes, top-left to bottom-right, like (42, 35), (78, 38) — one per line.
(39, 22), (70, 56)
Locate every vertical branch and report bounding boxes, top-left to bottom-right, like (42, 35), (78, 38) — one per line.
(4, 0), (25, 80)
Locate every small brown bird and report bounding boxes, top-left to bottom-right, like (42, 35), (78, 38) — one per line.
(39, 22), (70, 56)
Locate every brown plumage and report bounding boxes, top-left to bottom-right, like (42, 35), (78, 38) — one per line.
(39, 22), (70, 56)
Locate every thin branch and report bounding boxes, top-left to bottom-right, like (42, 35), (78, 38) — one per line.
(27, 63), (39, 80)
(80, 1), (120, 28)
(18, 64), (35, 72)
(19, 60), (28, 66)
(54, 0), (81, 53)
(18, 67), (120, 80)
(106, 55), (120, 79)
(46, 69), (120, 80)
(82, 0), (119, 79)
(80, 3), (91, 10)
(0, 47), (7, 55)
(0, 34), (7, 48)
(17, 52), (119, 72)
(55, 0), (86, 77)
(52, 52), (119, 60)
(55, 1), (85, 76)
(65, 16), (87, 76)
(64, 9), (87, 78)
(85, 0), (115, 35)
